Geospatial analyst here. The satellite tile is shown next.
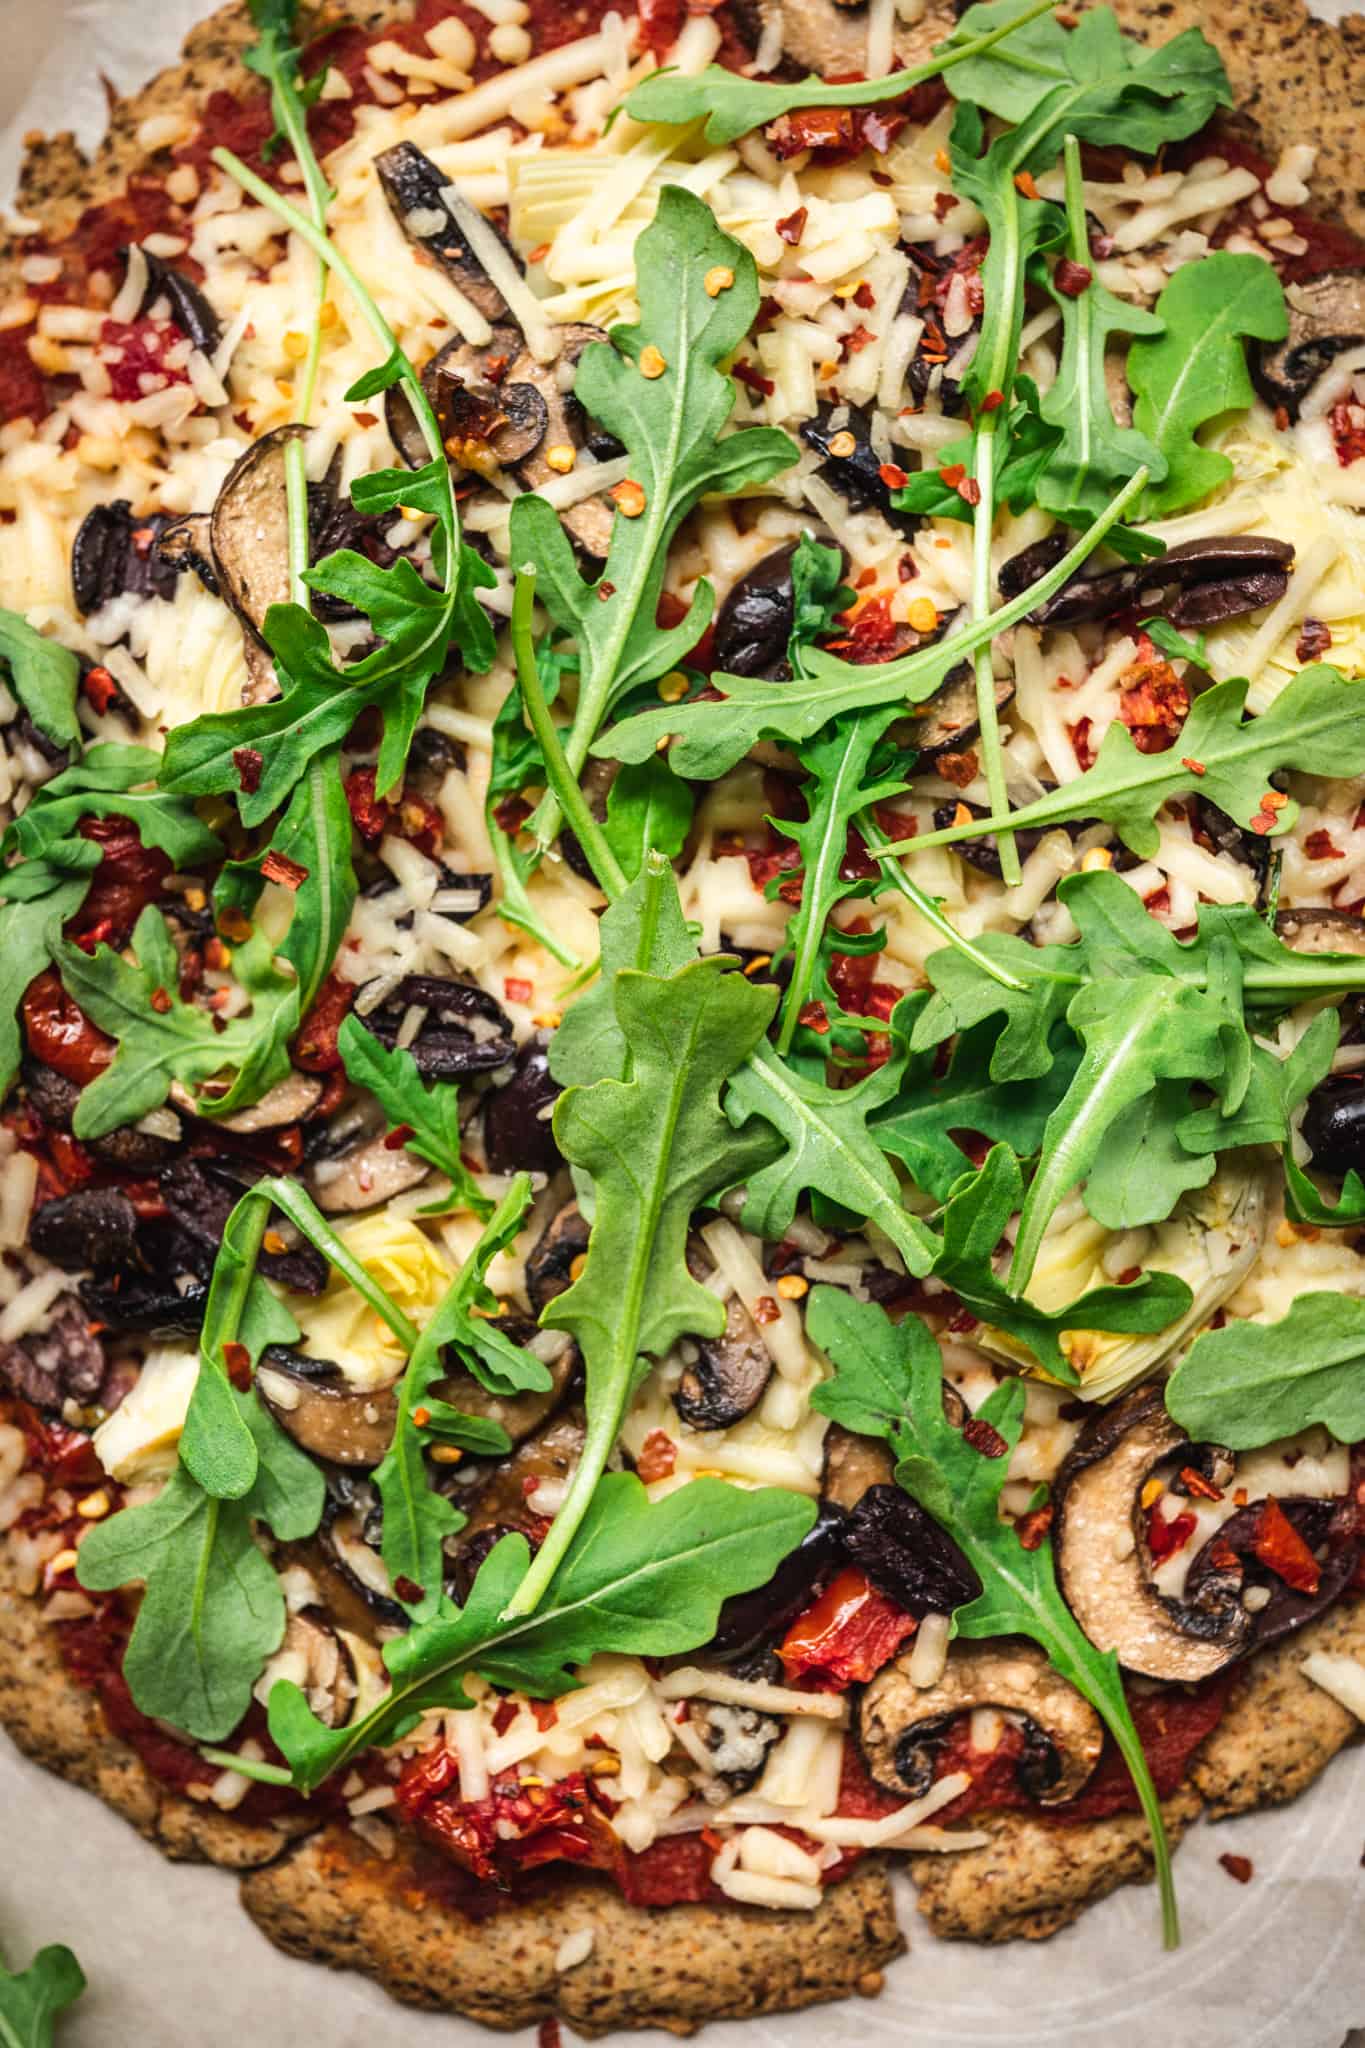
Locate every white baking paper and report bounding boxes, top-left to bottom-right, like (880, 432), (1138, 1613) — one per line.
(1, 4), (1363, 2041)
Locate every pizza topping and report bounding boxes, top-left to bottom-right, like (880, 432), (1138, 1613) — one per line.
(1252, 265), (1365, 417)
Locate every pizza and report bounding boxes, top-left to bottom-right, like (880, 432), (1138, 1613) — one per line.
(2, 0), (1365, 2032)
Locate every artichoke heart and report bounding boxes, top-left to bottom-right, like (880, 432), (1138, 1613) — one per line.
(978, 1161), (1270, 1402)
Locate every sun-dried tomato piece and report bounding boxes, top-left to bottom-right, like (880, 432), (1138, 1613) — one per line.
(779, 1566), (917, 1691)
(1252, 1496), (1322, 1593)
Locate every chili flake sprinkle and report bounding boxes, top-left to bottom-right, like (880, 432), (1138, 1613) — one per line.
(261, 849), (309, 890)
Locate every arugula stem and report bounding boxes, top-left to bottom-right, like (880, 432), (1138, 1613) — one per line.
(968, 424), (1019, 884)
(512, 568), (628, 903)
(199, 1747), (294, 1786)
(257, 1176), (419, 1350)
(488, 824), (584, 969)
(855, 810), (1027, 992)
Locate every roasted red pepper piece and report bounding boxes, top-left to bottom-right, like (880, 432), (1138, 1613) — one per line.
(778, 1565), (917, 1691)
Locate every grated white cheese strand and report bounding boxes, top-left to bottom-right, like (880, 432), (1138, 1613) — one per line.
(1300, 1652), (1365, 1723)
(657, 1667), (848, 1719)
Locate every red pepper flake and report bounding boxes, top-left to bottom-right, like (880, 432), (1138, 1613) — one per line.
(856, 566), (878, 589)
(504, 977), (534, 1004)
(1252, 1497), (1321, 1593)
(233, 747), (263, 794)
(1118, 656), (1189, 754)
(597, 580), (617, 601)
(1261, 789), (1289, 811)
(963, 1415), (1008, 1459)
(776, 206), (808, 246)
(1053, 258), (1093, 297)
(1015, 1504), (1054, 1550)
(222, 1340), (252, 1390)
(733, 360), (775, 397)
(261, 849), (308, 890)
(978, 388), (1005, 412)
(1296, 617), (1332, 662)
(1013, 170), (1041, 199)
(797, 999), (830, 1034)
(539, 2018), (563, 2048)
(1219, 1853), (1254, 1884)
(1305, 828), (1345, 860)
(853, 281), (877, 310)
(394, 1576), (424, 1606)
(1179, 1465), (1224, 1502)
(938, 462), (966, 490)
(149, 987), (172, 1014)
(383, 1123), (416, 1151)
(1248, 809), (1277, 837)
(752, 1295), (781, 1326)
(83, 664), (119, 713)
(636, 1429), (677, 1483)
(841, 324), (877, 358)
(344, 766), (393, 846)
(877, 461), (908, 489)
(1180, 756), (1206, 776)
(1147, 1503), (1197, 1560)
(351, 410), (378, 428)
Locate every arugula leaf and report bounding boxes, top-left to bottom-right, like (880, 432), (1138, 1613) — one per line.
(3, 745), (220, 871)
(55, 907), (296, 1140)
(893, 383), (1062, 523)
(602, 467), (1147, 781)
(515, 187), (795, 848)
(909, 931), (1081, 1080)
(1166, 1293), (1365, 1448)
(507, 958), (777, 1615)
(1284, 1154), (1365, 1228)
(806, 1285), (1179, 1946)
(889, 666), (1365, 862)
(338, 1015), (492, 1219)
(622, 0), (1054, 144)
(77, 1388), (324, 1741)
(1034, 136), (1166, 526)
(0, 877), (88, 1096)
(376, 1178), (535, 1620)
(485, 643), (582, 969)
(601, 756), (694, 883)
(789, 535), (852, 652)
(0, 608), (80, 752)
(1081, 1079), (1216, 1228)
(941, 0), (1229, 128)
(1177, 1011), (1337, 1156)
(0, 1942), (85, 2048)
(269, 1472), (816, 1790)
(724, 1045), (937, 1277)
(181, 1183), (301, 1500)
(872, 1008), (1078, 1200)
(930, 1145), (1191, 1381)
(1129, 252), (1287, 516)
(549, 852), (696, 1088)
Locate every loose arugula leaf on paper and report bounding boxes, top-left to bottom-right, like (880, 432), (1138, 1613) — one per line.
(1166, 1293), (1365, 1448)
(513, 185), (796, 846)
(0, 1939), (86, 2048)
(806, 1285), (1180, 1947)
(507, 957), (778, 1613)
(891, 666), (1365, 861)
(375, 1177), (538, 1621)
(338, 1014), (493, 1219)
(269, 1473), (816, 1790)
(1129, 251), (1288, 516)
(77, 1388), (325, 1741)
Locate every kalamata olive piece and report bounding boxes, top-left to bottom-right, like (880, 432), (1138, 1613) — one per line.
(842, 1484), (981, 1616)
(1301, 1080), (1365, 1179)
(706, 1504), (849, 1660)
(0, 1298), (105, 1410)
(801, 406), (917, 530)
(360, 974), (516, 1079)
(482, 1037), (561, 1174)
(71, 501), (180, 614)
(132, 245), (221, 353)
(159, 1159), (328, 1294)
(30, 1188), (141, 1270)
(712, 544), (797, 679)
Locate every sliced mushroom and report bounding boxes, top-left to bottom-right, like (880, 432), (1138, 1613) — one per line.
(1275, 907), (1365, 955)
(210, 426), (302, 702)
(435, 1323), (578, 1447)
(442, 1406), (586, 1593)
(673, 1251), (773, 1430)
(502, 326), (616, 557)
(904, 661), (1015, 759)
(358, 973), (516, 1080)
(1253, 268), (1365, 418)
(682, 1692), (784, 1796)
(71, 500), (180, 614)
(1184, 1497), (1360, 1651)
(154, 512), (219, 595)
(256, 1348), (399, 1466)
(1053, 1385), (1252, 1680)
(171, 1069), (323, 1134)
(308, 1125), (433, 1214)
(376, 141), (516, 324)
(254, 1612), (362, 1730)
(860, 1641), (1105, 1804)
(730, 0), (939, 75)
(525, 1200), (590, 1315)
(482, 1035), (561, 1175)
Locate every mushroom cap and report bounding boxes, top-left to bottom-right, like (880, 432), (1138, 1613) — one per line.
(1253, 268), (1365, 417)
(1053, 1386), (1252, 1681)
(255, 1348), (399, 1467)
(859, 1640), (1105, 1805)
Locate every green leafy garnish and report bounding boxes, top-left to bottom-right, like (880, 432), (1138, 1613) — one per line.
(514, 186), (796, 849)
(1166, 1293), (1365, 1448)
(269, 1473), (815, 1790)
(4, 745), (219, 871)
(78, 1388), (325, 1741)
(0, 606), (81, 752)
(601, 756), (694, 883)
(807, 1285), (1179, 1946)
(338, 1014), (493, 1219)
(548, 851), (697, 1088)
(622, 0), (1054, 144)
(0, 1940), (86, 2048)
(1129, 251), (1288, 516)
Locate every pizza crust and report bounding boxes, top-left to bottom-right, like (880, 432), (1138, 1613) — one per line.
(239, 1829), (904, 2037)
(0, 1553), (311, 1869)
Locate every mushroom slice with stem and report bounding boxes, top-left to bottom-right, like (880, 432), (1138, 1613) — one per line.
(674, 1244), (773, 1430)
(525, 1199), (590, 1315)
(442, 1406), (586, 1597)
(1253, 269), (1365, 418)
(307, 1111), (433, 1215)
(1052, 1385), (1251, 1681)
(255, 1347), (399, 1467)
(728, 0), (943, 86)
(252, 1611), (380, 1730)
(860, 1640), (1105, 1804)
(375, 141), (517, 325)
(209, 425), (302, 703)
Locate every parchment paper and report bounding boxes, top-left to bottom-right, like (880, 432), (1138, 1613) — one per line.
(1, 4), (1363, 2040)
